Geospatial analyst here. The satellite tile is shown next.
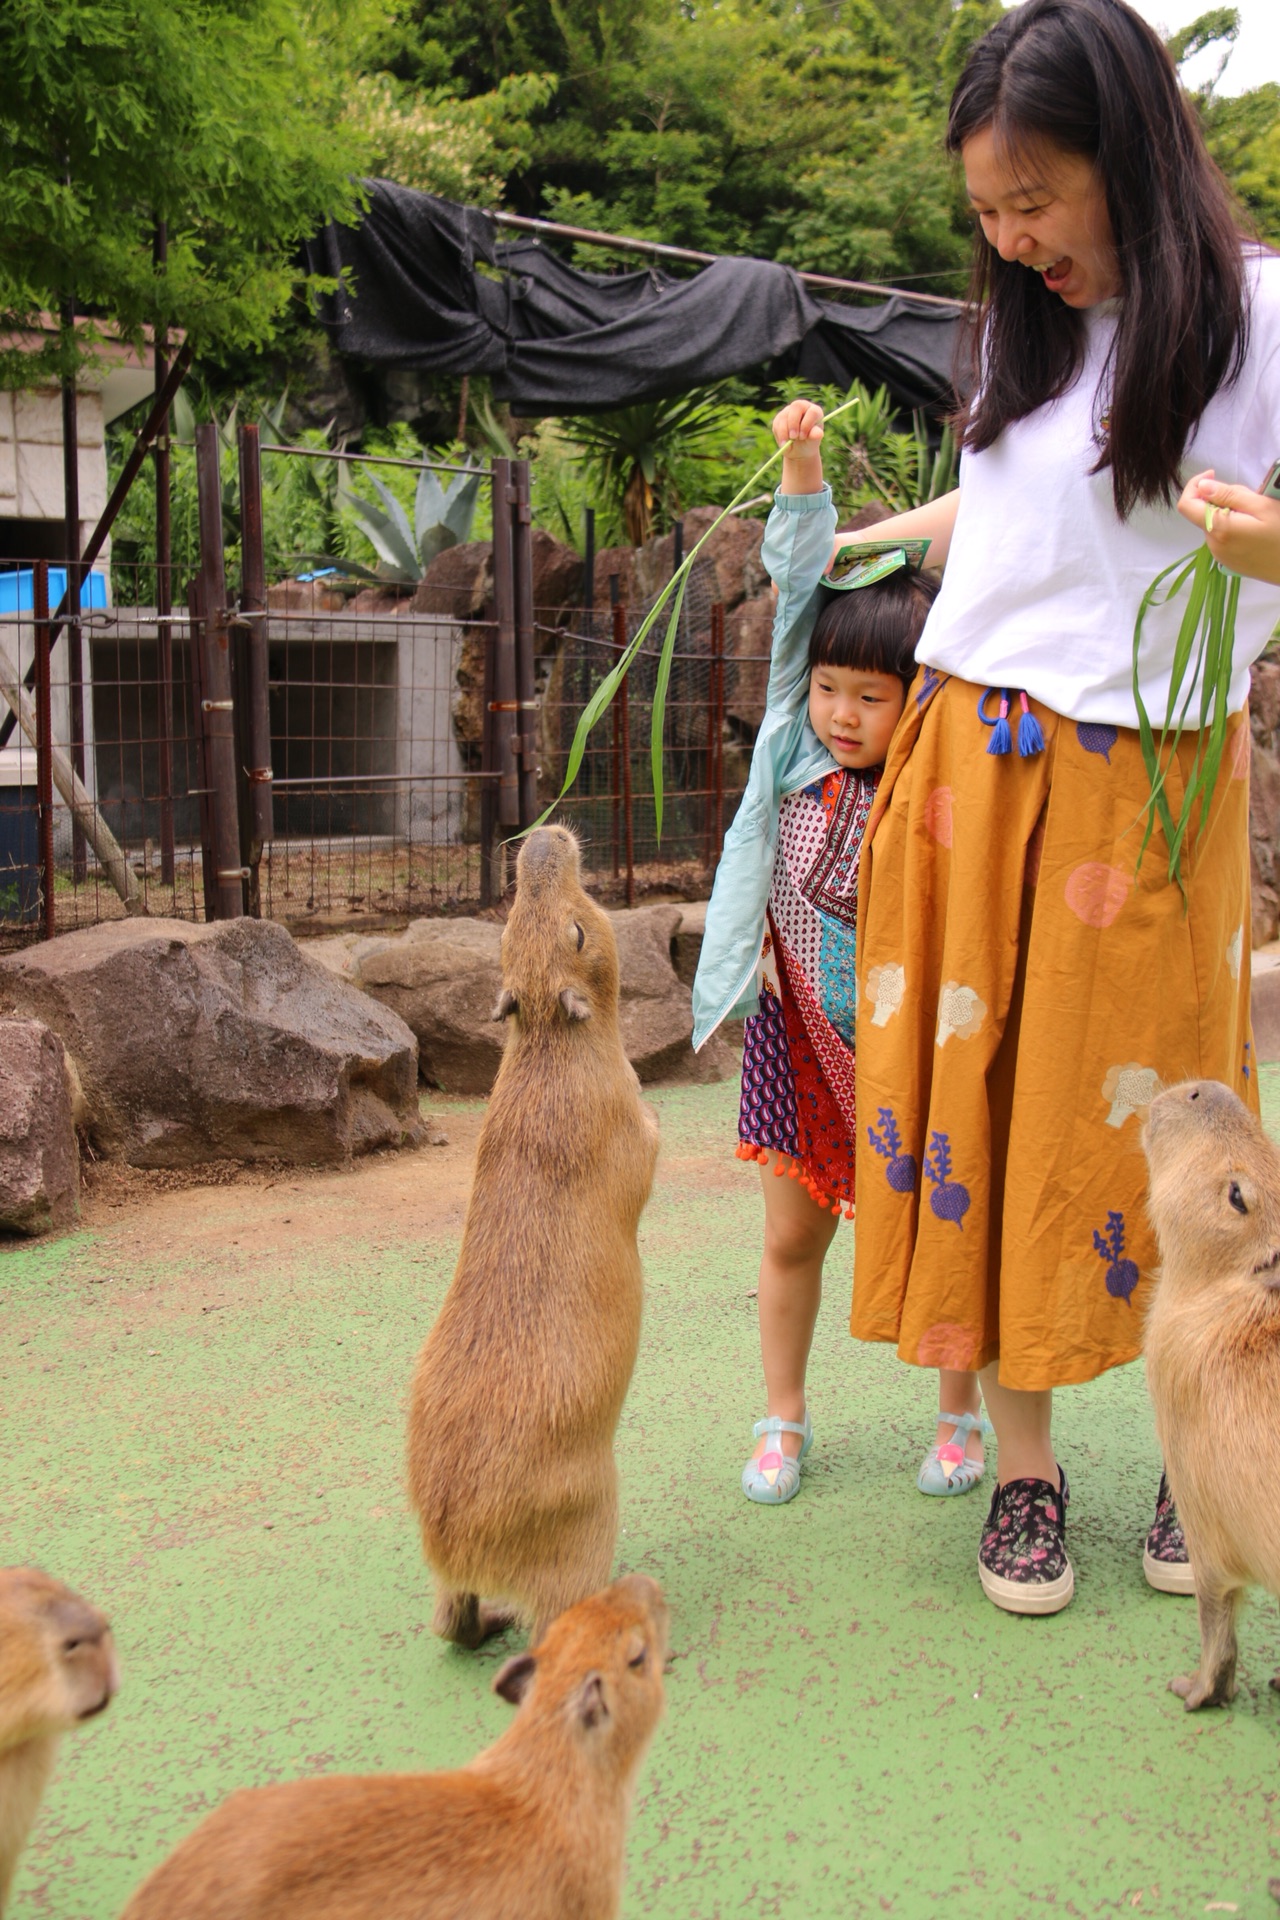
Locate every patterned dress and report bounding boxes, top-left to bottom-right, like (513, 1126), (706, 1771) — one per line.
(737, 767), (877, 1215)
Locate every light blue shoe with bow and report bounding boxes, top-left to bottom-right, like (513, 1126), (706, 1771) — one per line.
(742, 1411), (813, 1504)
(917, 1410), (992, 1496)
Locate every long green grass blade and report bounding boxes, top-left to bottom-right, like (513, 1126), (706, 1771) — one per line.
(521, 391), (870, 843)
(649, 570), (691, 843)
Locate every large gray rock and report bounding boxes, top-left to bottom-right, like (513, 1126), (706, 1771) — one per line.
(306, 903), (734, 1094)
(0, 918), (422, 1168)
(0, 1018), (79, 1235)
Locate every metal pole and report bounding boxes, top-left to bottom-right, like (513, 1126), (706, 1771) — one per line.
(489, 458), (520, 858)
(187, 580), (215, 918)
(194, 423), (246, 919)
(34, 563), (55, 941)
(611, 599), (626, 880)
(237, 423), (273, 914)
(711, 602), (726, 861)
(620, 653), (634, 909)
(61, 297), (86, 882)
(512, 458), (538, 831)
(153, 220), (176, 885)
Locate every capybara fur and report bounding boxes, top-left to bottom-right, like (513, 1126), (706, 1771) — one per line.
(0, 1568), (117, 1914)
(407, 827), (659, 1645)
(1144, 1079), (1280, 1710)
(118, 1574), (669, 1920)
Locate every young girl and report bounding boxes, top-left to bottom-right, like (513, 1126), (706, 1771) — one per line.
(692, 401), (988, 1504)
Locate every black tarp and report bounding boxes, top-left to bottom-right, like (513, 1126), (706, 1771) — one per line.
(302, 179), (962, 414)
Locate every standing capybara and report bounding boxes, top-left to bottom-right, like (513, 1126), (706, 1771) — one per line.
(1143, 1079), (1280, 1709)
(0, 1568), (118, 1915)
(407, 827), (659, 1646)
(119, 1574), (669, 1920)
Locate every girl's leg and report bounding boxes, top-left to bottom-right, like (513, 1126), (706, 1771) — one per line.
(936, 1368), (985, 1465)
(978, 1364), (1056, 1485)
(750, 1156), (838, 1462)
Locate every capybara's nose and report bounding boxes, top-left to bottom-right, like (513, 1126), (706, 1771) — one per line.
(517, 827), (572, 880)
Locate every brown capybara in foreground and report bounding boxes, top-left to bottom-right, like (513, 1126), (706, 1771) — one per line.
(0, 1568), (118, 1915)
(407, 826), (660, 1646)
(1144, 1079), (1280, 1710)
(119, 1575), (669, 1920)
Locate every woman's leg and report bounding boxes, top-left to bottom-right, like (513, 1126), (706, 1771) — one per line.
(978, 1364), (1055, 1486)
(750, 1156), (838, 1462)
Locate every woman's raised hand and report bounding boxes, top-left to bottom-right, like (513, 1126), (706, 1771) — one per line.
(1178, 468), (1280, 587)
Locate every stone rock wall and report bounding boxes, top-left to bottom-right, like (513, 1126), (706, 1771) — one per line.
(307, 902), (734, 1095)
(1249, 658), (1280, 948)
(0, 919), (422, 1168)
(0, 1018), (79, 1235)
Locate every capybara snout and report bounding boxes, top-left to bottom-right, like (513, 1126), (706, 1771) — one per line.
(497, 826), (618, 1027)
(1144, 1079), (1280, 1292)
(0, 1568), (117, 1916)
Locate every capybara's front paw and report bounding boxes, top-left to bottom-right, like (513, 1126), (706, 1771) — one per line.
(1169, 1671), (1236, 1710)
(1270, 1670), (1280, 1695)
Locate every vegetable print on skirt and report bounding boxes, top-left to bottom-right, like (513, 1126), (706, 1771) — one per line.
(852, 668), (1256, 1392)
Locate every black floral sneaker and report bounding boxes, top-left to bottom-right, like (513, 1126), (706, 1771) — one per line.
(1143, 1469), (1196, 1595)
(978, 1467), (1074, 1615)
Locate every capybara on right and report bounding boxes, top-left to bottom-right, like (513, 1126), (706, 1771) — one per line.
(1143, 1079), (1280, 1710)
(407, 826), (660, 1646)
(0, 1568), (117, 1916)
(118, 1575), (669, 1920)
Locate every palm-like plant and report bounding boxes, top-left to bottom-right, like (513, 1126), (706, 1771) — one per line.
(562, 387), (741, 545)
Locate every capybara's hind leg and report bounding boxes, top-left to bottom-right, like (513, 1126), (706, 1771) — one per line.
(432, 1586), (517, 1649)
(530, 1509), (618, 1643)
(1170, 1578), (1240, 1710)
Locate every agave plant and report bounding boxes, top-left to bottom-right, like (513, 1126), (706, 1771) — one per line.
(304, 458), (485, 586)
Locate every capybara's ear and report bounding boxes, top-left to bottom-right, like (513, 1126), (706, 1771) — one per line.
(560, 988), (591, 1022)
(575, 1672), (608, 1729)
(492, 988), (519, 1022)
(493, 1652), (536, 1705)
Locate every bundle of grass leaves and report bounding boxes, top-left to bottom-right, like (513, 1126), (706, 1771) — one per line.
(1132, 546), (1242, 898)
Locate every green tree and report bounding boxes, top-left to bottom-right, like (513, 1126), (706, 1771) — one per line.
(1168, 9), (1280, 246)
(0, 0), (368, 384)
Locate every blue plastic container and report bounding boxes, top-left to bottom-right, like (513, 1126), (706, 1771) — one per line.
(0, 568), (108, 615)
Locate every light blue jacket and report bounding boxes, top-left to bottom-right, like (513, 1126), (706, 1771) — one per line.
(691, 484), (839, 1051)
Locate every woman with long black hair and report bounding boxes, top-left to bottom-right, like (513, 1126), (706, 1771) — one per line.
(849, 0), (1280, 1613)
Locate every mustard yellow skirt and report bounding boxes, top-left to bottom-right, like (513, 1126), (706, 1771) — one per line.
(852, 671), (1256, 1391)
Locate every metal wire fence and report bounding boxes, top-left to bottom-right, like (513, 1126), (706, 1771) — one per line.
(0, 543), (766, 947)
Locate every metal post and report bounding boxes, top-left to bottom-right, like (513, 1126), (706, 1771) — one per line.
(512, 459), (538, 831)
(710, 601), (726, 862)
(34, 563), (55, 941)
(153, 222), (176, 885)
(194, 423), (246, 919)
(611, 600), (626, 884)
(620, 650), (634, 909)
(237, 424), (273, 915)
(187, 581), (216, 918)
(61, 298), (86, 882)
(489, 459), (519, 895)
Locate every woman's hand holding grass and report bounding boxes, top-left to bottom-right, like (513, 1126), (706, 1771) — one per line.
(1179, 469), (1280, 587)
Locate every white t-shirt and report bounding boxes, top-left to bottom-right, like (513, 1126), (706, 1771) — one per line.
(918, 249), (1280, 727)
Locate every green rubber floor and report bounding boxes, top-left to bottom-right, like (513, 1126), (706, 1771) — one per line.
(5, 1073), (1280, 1920)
